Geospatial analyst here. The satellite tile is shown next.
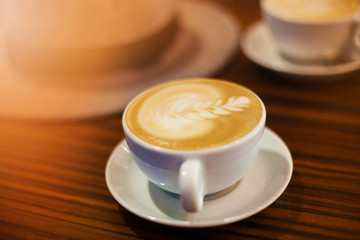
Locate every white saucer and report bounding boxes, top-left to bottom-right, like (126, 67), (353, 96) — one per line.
(241, 21), (360, 81)
(0, 0), (239, 120)
(105, 128), (293, 228)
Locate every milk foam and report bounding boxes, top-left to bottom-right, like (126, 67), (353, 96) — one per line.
(126, 79), (262, 150)
(143, 93), (250, 140)
(263, 0), (360, 22)
(139, 84), (226, 141)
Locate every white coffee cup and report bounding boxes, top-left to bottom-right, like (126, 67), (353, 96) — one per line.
(261, 0), (360, 63)
(122, 79), (266, 212)
(1, 0), (178, 76)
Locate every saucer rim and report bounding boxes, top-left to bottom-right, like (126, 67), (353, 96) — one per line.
(241, 21), (360, 79)
(0, 0), (239, 120)
(105, 127), (293, 228)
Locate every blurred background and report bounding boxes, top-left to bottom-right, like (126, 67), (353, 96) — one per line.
(0, 0), (359, 239)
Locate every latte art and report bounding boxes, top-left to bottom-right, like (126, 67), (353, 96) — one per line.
(156, 95), (250, 128)
(126, 79), (262, 150)
(152, 95), (250, 136)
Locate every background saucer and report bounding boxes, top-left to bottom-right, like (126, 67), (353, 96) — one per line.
(0, 0), (239, 120)
(241, 21), (360, 81)
(105, 128), (293, 228)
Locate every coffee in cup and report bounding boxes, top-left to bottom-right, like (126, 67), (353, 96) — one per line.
(125, 79), (262, 150)
(261, 0), (360, 63)
(263, 0), (360, 22)
(123, 78), (266, 212)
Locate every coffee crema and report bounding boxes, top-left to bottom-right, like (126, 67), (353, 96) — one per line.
(125, 79), (262, 150)
(262, 0), (360, 22)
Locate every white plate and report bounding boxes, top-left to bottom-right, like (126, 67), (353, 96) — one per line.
(0, 0), (239, 120)
(105, 128), (293, 228)
(241, 21), (360, 81)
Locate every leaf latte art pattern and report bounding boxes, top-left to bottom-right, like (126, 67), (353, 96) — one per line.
(126, 79), (262, 149)
(155, 96), (250, 129)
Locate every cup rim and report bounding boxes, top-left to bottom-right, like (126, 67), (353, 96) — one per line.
(122, 78), (266, 155)
(260, 0), (360, 25)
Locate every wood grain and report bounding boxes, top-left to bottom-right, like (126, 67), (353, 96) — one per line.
(1, 0), (359, 239)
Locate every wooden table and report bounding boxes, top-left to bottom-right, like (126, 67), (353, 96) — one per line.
(1, 1), (359, 239)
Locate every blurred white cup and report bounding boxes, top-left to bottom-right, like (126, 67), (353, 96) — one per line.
(261, 0), (360, 63)
(1, 0), (179, 77)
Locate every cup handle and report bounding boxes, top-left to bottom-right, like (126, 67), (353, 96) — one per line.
(179, 159), (206, 212)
